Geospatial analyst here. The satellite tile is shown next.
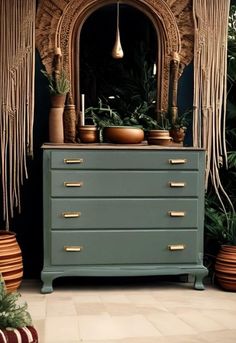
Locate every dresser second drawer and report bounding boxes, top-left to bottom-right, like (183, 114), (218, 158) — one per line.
(51, 230), (198, 265)
(51, 170), (199, 197)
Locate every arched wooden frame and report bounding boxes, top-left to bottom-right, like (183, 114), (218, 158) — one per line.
(71, 0), (176, 117)
(36, 0), (192, 120)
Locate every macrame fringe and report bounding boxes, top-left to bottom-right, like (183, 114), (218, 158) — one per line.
(193, 0), (234, 212)
(0, 0), (35, 229)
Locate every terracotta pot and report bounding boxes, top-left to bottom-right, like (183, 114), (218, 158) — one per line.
(78, 125), (99, 143)
(0, 326), (38, 342)
(49, 107), (64, 143)
(169, 128), (186, 143)
(103, 126), (144, 144)
(215, 245), (236, 291)
(0, 230), (23, 293)
(50, 94), (66, 108)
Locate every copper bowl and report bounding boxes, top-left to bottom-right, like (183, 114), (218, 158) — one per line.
(103, 126), (144, 144)
(78, 125), (99, 143)
(148, 136), (173, 146)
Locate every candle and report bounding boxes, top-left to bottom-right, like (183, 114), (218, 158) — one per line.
(81, 94), (85, 126)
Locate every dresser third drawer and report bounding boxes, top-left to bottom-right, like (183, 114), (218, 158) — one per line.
(51, 198), (199, 229)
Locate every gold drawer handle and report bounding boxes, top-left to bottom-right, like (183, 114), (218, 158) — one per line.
(64, 158), (84, 164)
(64, 245), (83, 252)
(169, 182), (186, 188)
(168, 211), (186, 217)
(169, 159), (187, 164)
(64, 182), (83, 187)
(168, 244), (185, 251)
(62, 211), (81, 218)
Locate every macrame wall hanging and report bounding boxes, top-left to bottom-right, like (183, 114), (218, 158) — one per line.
(192, 0), (232, 209)
(0, 0), (36, 229)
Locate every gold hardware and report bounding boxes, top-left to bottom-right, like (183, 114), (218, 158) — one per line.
(64, 246), (83, 252)
(62, 211), (81, 218)
(169, 159), (187, 164)
(169, 182), (186, 188)
(168, 211), (186, 217)
(64, 182), (83, 187)
(168, 244), (185, 251)
(64, 158), (84, 164)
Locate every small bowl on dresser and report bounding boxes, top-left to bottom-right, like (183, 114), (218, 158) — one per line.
(147, 136), (173, 146)
(78, 125), (99, 143)
(103, 126), (144, 144)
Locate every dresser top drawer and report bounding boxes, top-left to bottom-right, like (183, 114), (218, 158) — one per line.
(47, 149), (203, 170)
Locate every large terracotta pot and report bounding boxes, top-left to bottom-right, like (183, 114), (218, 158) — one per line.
(215, 245), (236, 291)
(0, 326), (38, 342)
(0, 231), (23, 293)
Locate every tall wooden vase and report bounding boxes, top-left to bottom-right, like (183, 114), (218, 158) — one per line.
(49, 95), (66, 143)
(0, 230), (23, 292)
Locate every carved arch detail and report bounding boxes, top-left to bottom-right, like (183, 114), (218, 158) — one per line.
(36, 0), (193, 112)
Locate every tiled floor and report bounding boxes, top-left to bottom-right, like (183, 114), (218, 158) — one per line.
(19, 277), (236, 343)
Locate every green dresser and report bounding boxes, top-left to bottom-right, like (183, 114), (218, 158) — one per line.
(41, 145), (208, 293)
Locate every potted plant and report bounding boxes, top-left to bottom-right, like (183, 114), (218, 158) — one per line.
(41, 68), (70, 106)
(0, 274), (38, 342)
(41, 65), (70, 143)
(205, 195), (236, 291)
(169, 109), (191, 143)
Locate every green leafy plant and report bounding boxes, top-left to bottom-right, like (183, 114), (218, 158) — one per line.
(169, 109), (192, 131)
(205, 196), (236, 246)
(0, 275), (32, 329)
(85, 98), (123, 129)
(41, 68), (70, 95)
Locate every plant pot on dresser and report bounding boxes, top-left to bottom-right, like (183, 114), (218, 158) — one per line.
(41, 144), (208, 293)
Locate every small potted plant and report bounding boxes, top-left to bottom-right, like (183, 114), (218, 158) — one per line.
(169, 109), (191, 143)
(0, 274), (38, 342)
(41, 68), (70, 107)
(41, 51), (71, 143)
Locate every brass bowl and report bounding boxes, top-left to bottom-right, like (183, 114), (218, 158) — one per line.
(148, 136), (173, 146)
(103, 126), (144, 144)
(147, 130), (170, 138)
(78, 125), (99, 143)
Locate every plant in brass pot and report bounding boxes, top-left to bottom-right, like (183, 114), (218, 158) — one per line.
(169, 109), (192, 143)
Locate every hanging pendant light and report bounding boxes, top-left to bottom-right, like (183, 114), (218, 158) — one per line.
(112, 2), (124, 59)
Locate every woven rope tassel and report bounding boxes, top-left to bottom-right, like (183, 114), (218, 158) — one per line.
(0, 0), (35, 228)
(193, 0), (230, 197)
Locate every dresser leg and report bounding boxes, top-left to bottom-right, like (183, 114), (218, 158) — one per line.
(193, 270), (208, 290)
(41, 273), (54, 293)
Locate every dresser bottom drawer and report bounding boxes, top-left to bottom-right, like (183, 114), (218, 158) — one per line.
(51, 230), (198, 265)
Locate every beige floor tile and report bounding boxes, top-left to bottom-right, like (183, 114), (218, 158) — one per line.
(44, 316), (80, 342)
(175, 308), (226, 332)
(46, 299), (77, 316)
(78, 313), (161, 340)
(146, 311), (197, 335)
(202, 310), (236, 329)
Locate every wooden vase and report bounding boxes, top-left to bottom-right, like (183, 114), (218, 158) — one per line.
(49, 95), (66, 143)
(0, 230), (23, 293)
(215, 245), (236, 291)
(0, 326), (38, 342)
